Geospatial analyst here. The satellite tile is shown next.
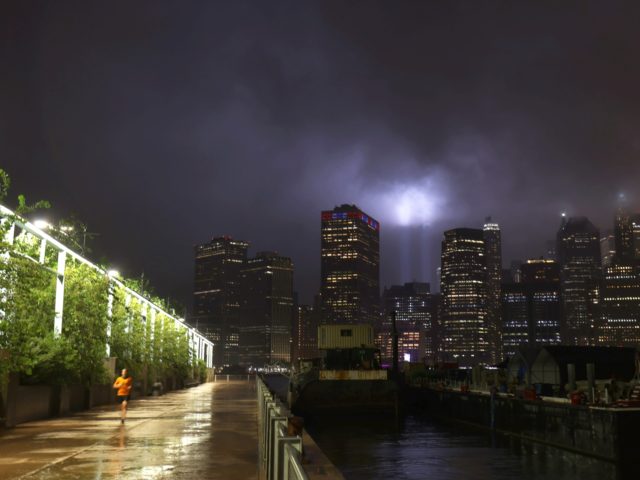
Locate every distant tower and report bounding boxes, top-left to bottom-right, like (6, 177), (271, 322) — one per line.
(556, 217), (601, 346)
(483, 217), (502, 363)
(292, 292), (322, 364)
(440, 228), (489, 366)
(614, 207), (634, 262)
(633, 215), (640, 260)
(598, 262), (640, 346)
(380, 282), (435, 364)
(192, 236), (249, 366)
(502, 259), (562, 358)
(320, 204), (380, 325)
(240, 251), (293, 367)
(600, 230), (616, 268)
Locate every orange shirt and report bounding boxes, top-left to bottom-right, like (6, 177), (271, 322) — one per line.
(114, 376), (133, 396)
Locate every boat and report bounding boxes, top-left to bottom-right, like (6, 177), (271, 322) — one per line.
(289, 324), (399, 416)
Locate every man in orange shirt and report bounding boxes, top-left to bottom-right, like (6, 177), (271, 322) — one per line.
(113, 368), (133, 424)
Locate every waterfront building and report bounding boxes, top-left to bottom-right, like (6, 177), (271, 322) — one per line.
(502, 259), (562, 358)
(440, 228), (489, 366)
(483, 218), (502, 364)
(240, 251), (294, 367)
(192, 236), (248, 366)
(320, 204), (380, 325)
(598, 262), (640, 346)
(556, 216), (601, 345)
(379, 282), (435, 365)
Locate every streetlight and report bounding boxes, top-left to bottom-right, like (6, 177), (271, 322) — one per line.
(107, 269), (120, 278)
(33, 219), (51, 230)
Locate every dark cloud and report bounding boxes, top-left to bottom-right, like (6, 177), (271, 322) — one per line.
(2, 0), (640, 306)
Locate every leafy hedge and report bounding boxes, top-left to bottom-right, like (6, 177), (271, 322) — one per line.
(0, 170), (199, 388)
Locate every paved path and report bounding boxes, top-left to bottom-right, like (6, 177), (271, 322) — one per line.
(0, 381), (258, 479)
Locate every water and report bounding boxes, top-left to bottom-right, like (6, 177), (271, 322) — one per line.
(306, 414), (620, 480)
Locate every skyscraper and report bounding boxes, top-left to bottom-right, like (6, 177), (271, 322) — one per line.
(440, 228), (489, 366)
(320, 204), (380, 325)
(291, 293), (321, 364)
(598, 262), (640, 346)
(600, 231), (616, 268)
(502, 259), (562, 358)
(483, 218), (502, 364)
(240, 251), (294, 367)
(192, 236), (249, 366)
(379, 282), (435, 364)
(614, 207), (635, 262)
(633, 215), (640, 260)
(556, 217), (601, 346)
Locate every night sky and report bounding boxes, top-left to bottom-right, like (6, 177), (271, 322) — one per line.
(3, 1), (640, 309)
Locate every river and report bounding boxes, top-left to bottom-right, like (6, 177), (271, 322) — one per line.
(305, 414), (620, 480)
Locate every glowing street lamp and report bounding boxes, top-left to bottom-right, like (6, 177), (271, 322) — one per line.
(34, 219), (51, 230)
(107, 269), (120, 278)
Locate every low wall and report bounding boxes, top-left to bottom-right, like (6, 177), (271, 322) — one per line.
(14, 385), (52, 425)
(415, 387), (640, 471)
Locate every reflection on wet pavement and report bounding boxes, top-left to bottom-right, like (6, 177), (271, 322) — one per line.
(0, 381), (258, 479)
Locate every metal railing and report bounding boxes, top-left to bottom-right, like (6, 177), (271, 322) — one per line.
(213, 374), (254, 382)
(257, 376), (308, 480)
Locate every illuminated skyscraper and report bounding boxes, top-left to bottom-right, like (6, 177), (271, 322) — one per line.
(291, 293), (321, 363)
(379, 282), (435, 364)
(502, 259), (562, 358)
(556, 217), (601, 345)
(440, 228), (489, 366)
(320, 204), (380, 325)
(240, 251), (293, 367)
(598, 262), (640, 346)
(192, 236), (249, 366)
(483, 218), (502, 364)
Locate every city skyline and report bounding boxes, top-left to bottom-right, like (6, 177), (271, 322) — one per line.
(3, 1), (640, 306)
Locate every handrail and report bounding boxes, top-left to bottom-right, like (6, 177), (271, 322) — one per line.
(257, 376), (308, 480)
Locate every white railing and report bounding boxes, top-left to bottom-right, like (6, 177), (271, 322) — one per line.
(0, 204), (214, 367)
(257, 376), (308, 480)
(214, 374), (253, 382)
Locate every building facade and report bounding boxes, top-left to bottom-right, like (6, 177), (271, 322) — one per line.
(320, 204), (380, 325)
(291, 293), (322, 364)
(240, 251), (294, 367)
(556, 217), (601, 346)
(378, 282), (436, 365)
(192, 236), (248, 366)
(483, 218), (503, 364)
(440, 228), (489, 366)
(598, 262), (640, 346)
(502, 259), (562, 358)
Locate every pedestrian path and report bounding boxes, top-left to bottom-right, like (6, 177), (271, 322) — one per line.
(0, 381), (258, 479)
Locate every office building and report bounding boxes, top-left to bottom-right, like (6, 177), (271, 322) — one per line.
(598, 262), (640, 346)
(379, 282), (435, 364)
(502, 259), (562, 358)
(320, 204), (380, 325)
(192, 236), (248, 366)
(440, 228), (489, 366)
(291, 293), (322, 364)
(240, 251), (293, 367)
(556, 217), (601, 345)
(483, 218), (502, 364)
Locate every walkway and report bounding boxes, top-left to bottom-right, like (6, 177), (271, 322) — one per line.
(0, 381), (258, 479)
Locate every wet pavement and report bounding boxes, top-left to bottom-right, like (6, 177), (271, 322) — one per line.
(0, 381), (258, 479)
